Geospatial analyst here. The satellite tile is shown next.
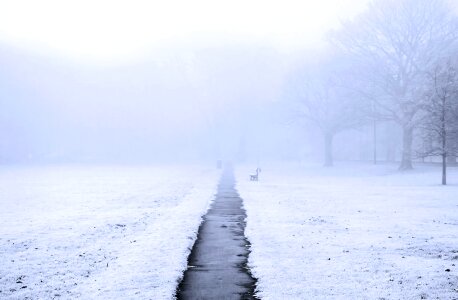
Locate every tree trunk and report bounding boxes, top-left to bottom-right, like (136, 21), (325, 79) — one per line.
(441, 103), (447, 185)
(442, 154), (447, 185)
(373, 119), (377, 165)
(324, 132), (334, 167)
(399, 126), (413, 170)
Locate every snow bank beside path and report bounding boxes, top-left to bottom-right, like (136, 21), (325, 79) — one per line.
(0, 165), (219, 299)
(236, 163), (458, 300)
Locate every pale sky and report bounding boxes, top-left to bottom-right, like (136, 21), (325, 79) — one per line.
(0, 0), (369, 63)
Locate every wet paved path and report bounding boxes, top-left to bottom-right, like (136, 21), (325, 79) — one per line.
(176, 167), (257, 300)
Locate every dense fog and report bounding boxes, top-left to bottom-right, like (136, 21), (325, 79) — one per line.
(0, 44), (290, 163)
(1, 0), (458, 170)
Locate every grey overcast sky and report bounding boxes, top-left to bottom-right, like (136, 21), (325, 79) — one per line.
(0, 0), (370, 64)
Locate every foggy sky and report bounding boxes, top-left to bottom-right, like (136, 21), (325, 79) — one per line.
(0, 0), (407, 164)
(0, 43), (294, 163)
(0, 0), (370, 62)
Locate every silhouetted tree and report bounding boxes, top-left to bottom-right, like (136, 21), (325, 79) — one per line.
(288, 54), (366, 166)
(332, 0), (458, 170)
(418, 58), (458, 185)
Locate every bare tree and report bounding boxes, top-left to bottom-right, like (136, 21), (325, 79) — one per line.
(288, 54), (366, 166)
(418, 58), (458, 185)
(331, 0), (458, 170)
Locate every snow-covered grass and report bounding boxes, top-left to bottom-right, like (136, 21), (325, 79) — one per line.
(236, 162), (458, 300)
(0, 164), (219, 299)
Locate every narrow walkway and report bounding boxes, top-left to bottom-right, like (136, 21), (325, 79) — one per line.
(176, 167), (257, 300)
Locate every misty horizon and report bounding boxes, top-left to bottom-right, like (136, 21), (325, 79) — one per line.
(0, 38), (408, 165)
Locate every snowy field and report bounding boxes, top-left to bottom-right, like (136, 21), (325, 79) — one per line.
(0, 165), (219, 299)
(236, 163), (458, 300)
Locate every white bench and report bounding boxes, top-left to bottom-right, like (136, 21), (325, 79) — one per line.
(250, 168), (260, 181)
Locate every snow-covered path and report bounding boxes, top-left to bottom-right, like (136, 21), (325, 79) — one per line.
(236, 163), (458, 299)
(0, 165), (219, 299)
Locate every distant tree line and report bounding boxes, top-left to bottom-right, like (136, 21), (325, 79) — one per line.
(288, 0), (458, 184)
